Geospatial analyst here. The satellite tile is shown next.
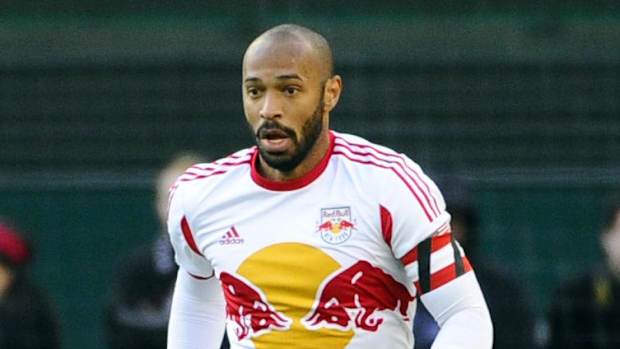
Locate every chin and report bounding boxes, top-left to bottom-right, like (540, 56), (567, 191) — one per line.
(260, 152), (300, 173)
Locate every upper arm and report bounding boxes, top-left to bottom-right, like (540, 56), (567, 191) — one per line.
(376, 156), (492, 345)
(167, 180), (214, 279)
(378, 158), (469, 296)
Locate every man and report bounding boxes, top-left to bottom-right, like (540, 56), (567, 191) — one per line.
(548, 198), (620, 348)
(167, 24), (493, 348)
(0, 220), (61, 349)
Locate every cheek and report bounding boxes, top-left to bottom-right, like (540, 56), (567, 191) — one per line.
(292, 98), (321, 123)
(243, 101), (261, 125)
(606, 232), (620, 261)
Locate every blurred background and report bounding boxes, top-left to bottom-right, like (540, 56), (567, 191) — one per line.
(1, 1), (619, 348)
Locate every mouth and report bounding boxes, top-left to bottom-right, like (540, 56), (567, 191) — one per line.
(258, 128), (293, 153)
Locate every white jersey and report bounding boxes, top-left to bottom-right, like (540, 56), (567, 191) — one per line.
(168, 130), (472, 349)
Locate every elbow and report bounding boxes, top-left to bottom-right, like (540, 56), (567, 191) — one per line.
(457, 304), (495, 348)
(479, 305), (494, 348)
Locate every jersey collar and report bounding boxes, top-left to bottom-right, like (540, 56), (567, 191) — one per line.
(250, 131), (335, 191)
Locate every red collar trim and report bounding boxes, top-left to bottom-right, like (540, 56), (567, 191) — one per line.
(251, 131), (335, 191)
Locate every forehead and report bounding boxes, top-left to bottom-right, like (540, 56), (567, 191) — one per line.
(243, 39), (322, 81)
(610, 211), (620, 230)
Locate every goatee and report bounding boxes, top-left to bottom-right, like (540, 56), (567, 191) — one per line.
(253, 97), (324, 173)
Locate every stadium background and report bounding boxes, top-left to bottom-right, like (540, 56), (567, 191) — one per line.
(1, 1), (619, 348)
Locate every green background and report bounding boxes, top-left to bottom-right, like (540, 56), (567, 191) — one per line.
(1, 2), (619, 348)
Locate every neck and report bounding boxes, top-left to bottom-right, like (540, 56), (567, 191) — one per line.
(258, 129), (331, 181)
(0, 265), (13, 301)
(607, 260), (620, 282)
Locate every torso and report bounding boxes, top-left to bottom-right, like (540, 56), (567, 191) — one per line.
(171, 131), (445, 349)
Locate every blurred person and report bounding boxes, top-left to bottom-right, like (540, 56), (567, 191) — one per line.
(0, 220), (61, 349)
(412, 301), (439, 349)
(104, 153), (230, 349)
(547, 198), (620, 349)
(413, 204), (535, 349)
(167, 24), (492, 349)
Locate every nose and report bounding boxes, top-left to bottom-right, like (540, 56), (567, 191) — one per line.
(259, 91), (283, 120)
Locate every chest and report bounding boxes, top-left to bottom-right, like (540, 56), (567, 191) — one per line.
(184, 171), (417, 346)
(203, 188), (390, 271)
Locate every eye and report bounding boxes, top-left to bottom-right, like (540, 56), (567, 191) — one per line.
(283, 86), (299, 96)
(246, 87), (262, 98)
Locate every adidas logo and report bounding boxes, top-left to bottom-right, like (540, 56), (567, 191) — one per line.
(219, 226), (244, 245)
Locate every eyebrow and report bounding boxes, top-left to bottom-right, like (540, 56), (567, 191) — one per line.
(276, 74), (303, 81)
(244, 74), (304, 83)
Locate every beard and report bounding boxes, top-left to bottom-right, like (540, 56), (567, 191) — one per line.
(252, 96), (325, 173)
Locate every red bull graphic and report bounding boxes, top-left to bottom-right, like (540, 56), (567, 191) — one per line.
(316, 220), (334, 232)
(303, 260), (414, 332)
(316, 207), (356, 245)
(220, 272), (292, 340)
(338, 219), (355, 230)
(236, 243), (354, 349)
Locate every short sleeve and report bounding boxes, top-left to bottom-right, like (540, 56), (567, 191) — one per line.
(167, 180), (214, 279)
(380, 157), (472, 295)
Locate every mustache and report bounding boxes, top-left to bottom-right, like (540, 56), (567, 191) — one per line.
(256, 121), (297, 140)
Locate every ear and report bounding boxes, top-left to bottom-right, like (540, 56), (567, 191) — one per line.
(323, 75), (343, 113)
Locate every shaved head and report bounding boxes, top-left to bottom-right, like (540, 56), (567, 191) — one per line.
(243, 24), (334, 81)
(242, 24), (342, 180)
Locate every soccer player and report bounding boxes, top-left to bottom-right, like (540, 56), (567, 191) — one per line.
(167, 24), (493, 348)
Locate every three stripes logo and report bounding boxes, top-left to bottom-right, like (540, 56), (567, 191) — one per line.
(219, 226), (244, 245)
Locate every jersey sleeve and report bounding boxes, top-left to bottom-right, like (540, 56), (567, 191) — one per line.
(167, 178), (214, 279)
(380, 157), (472, 296)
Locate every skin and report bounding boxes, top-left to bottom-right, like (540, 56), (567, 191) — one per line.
(156, 154), (204, 225)
(0, 263), (12, 300)
(242, 25), (342, 181)
(601, 210), (620, 280)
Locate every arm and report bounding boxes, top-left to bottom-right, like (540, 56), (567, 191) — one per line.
(168, 269), (226, 349)
(405, 229), (492, 349)
(166, 170), (227, 348)
(422, 272), (493, 349)
(378, 155), (492, 348)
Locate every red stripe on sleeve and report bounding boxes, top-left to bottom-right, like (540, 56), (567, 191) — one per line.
(180, 215), (204, 257)
(429, 257), (472, 291)
(413, 258), (472, 294)
(400, 232), (453, 266)
(400, 247), (418, 266)
(380, 205), (393, 249)
(430, 233), (452, 252)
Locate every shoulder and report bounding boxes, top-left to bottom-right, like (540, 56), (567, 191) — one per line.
(177, 147), (254, 185)
(332, 131), (405, 162)
(169, 147), (255, 203)
(5, 279), (56, 316)
(553, 273), (595, 300)
(331, 131), (428, 177)
(332, 131), (408, 178)
(331, 131), (441, 198)
(330, 132), (403, 195)
(331, 131), (447, 231)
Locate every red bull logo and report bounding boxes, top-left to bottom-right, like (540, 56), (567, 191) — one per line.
(302, 260), (414, 332)
(316, 207), (356, 245)
(221, 243), (415, 348)
(234, 243), (354, 348)
(220, 272), (292, 340)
